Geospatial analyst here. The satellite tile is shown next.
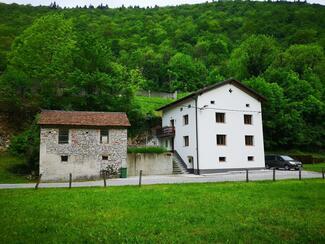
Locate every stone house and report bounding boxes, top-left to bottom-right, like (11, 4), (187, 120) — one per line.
(38, 110), (130, 181)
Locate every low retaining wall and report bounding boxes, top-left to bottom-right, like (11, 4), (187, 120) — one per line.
(127, 152), (173, 176)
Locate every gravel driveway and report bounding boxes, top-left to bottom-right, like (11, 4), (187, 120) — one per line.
(0, 169), (322, 189)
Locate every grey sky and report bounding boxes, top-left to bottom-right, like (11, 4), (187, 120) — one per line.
(1, 0), (324, 8)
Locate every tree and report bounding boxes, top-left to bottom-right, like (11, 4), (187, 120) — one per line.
(228, 35), (280, 80)
(0, 14), (77, 121)
(167, 53), (208, 91)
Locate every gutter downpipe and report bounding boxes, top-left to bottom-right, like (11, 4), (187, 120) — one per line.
(195, 96), (200, 175)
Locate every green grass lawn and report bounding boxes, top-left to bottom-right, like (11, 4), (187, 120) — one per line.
(134, 95), (173, 115)
(0, 153), (31, 183)
(304, 163), (325, 173)
(0, 180), (324, 243)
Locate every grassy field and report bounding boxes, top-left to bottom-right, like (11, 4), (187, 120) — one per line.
(0, 180), (324, 243)
(0, 153), (31, 183)
(304, 163), (325, 173)
(134, 95), (173, 115)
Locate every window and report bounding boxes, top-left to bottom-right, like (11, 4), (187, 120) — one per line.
(216, 134), (226, 145)
(183, 114), (189, 125)
(188, 156), (193, 166)
(183, 136), (189, 147)
(246, 104), (250, 107)
(248, 156), (254, 161)
(216, 113), (225, 123)
(170, 119), (175, 127)
(219, 157), (226, 162)
(102, 155), (108, 160)
(245, 135), (254, 146)
(100, 129), (109, 144)
(61, 155), (68, 162)
(58, 129), (69, 144)
(210, 100), (215, 104)
(244, 114), (252, 124)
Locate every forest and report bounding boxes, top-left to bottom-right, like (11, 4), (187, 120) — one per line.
(0, 1), (324, 169)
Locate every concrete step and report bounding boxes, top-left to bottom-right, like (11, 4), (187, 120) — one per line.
(172, 160), (189, 174)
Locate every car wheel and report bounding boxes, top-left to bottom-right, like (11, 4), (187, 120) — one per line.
(284, 165), (290, 170)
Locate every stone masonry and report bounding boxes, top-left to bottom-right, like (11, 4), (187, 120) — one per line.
(40, 127), (127, 181)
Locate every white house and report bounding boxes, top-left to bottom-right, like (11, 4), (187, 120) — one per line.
(156, 79), (266, 174)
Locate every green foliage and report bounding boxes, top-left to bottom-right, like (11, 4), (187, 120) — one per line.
(0, 1), (324, 151)
(127, 146), (167, 154)
(8, 118), (40, 172)
(0, 180), (324, 242)
(228, 35), (280, 80)
(0, 153), (31, 183)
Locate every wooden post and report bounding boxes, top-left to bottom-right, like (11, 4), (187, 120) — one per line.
(103, 174), (107, 188)
(322, 168), (324, 179)
(69, 173), (72, 189)
(246, 169), (249, 182)
(273, 168), (276, 181)
(299, 167), (302, 180)
(35, 174), (42, 190)
(139, 170), (143, 187)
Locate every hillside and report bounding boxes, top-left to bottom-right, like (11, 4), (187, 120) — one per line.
(0, 1), (324, 152)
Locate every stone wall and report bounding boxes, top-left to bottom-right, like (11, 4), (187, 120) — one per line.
(40, 127), (127, 181)
(127, 152), (173, 176)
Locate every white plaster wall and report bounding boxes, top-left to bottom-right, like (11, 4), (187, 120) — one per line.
(197, 84), (265, 170)
(162, 98), (197, 169)
(39, 127), (127, 181)
(127, 152), (173, 176)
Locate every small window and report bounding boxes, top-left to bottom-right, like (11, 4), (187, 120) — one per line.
(102, 155), (108, 160)
(245, 135), (254, 146)
(170, 119), (175, 127)
(246, 104), (250, 107)
(183, 114), (189, 125)
(183, 136), (189, 147)
(100, 129), (109, 144)
(244, 114), (252, 125)
(58, 129), (69, 144)
(61, 155), (68, 162)
(216, 134), (226, 145)
(248, 156), (254, 161)
(210, 101), (215, 104)
(216, 113), (225, 123)
(219, 157), (226, 162)
(188, 156), (193, 165)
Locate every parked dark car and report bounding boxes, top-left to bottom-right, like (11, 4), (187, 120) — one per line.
(265, 155), (303, 170)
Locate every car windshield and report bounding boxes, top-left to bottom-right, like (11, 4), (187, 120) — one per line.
(281, 156), (294, 161)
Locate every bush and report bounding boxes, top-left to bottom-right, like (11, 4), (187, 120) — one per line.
(8, 117), (39, 173)
(127, 146), (167, 154)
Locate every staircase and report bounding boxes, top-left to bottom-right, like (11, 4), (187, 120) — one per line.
(172, 151), (190, 174)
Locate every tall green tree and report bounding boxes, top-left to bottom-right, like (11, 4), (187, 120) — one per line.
(228, 35), (280, 80)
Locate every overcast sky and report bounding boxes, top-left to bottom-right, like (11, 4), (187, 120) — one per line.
(1, 0), (324, 8)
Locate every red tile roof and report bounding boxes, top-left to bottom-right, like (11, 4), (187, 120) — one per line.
(38, 110), (130, 127)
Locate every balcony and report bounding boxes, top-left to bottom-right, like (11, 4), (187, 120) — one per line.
(156, 126), (175, 138)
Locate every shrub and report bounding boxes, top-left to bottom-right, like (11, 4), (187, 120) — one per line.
(127, 146), (167, 154)
(8, 117), (39, 173)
